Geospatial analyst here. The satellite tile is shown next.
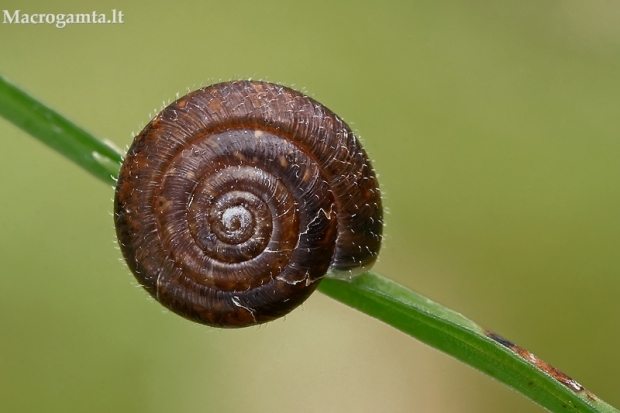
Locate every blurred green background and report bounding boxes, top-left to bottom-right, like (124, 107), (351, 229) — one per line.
(1, 1), (619, 412)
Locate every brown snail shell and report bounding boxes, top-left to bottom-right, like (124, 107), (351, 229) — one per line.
(114, 81), (382, 327)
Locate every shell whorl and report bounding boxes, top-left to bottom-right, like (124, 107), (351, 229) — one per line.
(114, 81), (382, 327)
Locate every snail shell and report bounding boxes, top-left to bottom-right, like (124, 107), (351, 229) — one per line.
(114, 81), (382, 327)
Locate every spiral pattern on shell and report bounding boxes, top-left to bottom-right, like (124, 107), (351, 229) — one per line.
(114, 81), (382, 327)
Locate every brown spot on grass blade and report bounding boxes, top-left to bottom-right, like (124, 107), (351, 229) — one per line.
(484, 330), (597, 401)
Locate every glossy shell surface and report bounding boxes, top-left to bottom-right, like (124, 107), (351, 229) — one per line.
(114, 81), (382, 327)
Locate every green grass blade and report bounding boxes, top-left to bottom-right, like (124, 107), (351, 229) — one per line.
(318, 273), (618, 413)
(0, 74), (122, 184)
(1, 74), (617, 413)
